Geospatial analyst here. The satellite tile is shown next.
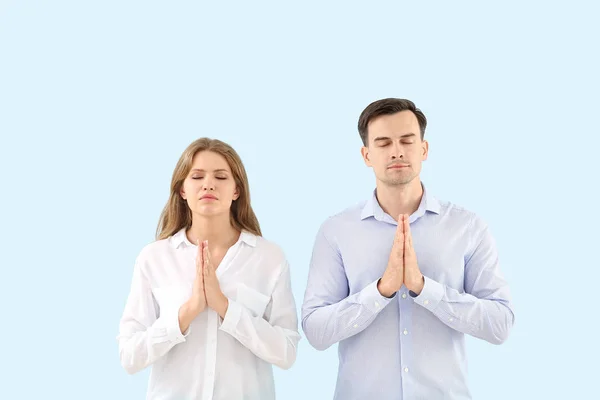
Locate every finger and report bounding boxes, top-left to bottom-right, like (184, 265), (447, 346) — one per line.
(396, 234), (404, 261)
(206, 241), (213, 269)
(403, 220), (416, 262)
(195, 240), (202, 275)
(402, 215), (410, 257)
(203, 242), (209, 277)
(394, 215), (404, 244)
(403, 216), (412, 243)
(197, 241), (205, 281)
(404, 238), (414, 260)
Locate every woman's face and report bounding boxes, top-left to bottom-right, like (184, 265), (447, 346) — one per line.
(180, 150), (239, 218)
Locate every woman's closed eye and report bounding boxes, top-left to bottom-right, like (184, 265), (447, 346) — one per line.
(191, 176), (228, 180)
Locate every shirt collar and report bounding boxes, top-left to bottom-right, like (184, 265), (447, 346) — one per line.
(360, 182), (441, 223)
(169, 227), (257, 249)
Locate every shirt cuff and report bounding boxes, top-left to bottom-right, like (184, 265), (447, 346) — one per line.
(411, 276), (444, 311)
(357, 279), (395, 314)
(219, 299), (243, 335)
(164, 305), (189, 344)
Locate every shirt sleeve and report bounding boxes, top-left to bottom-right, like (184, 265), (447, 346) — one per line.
(116, 256), (190, 374)
(300, 223), (395, 351)
(411, 216), (515, 345)
(219, 259), (301, 370)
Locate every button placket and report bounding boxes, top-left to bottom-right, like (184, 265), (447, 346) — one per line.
(202, 311), (218, 400)
(398, 290), (413, 386)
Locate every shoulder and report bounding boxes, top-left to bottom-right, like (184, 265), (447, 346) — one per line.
(138, 237), (173, 258)
(318, 200), (366, 234)
(253, 235), (286, 260)
(251, 234), (290, 269)
(438, 198), (477, 219)
(435, 197), (490, 237)
(133, 237), (175, 272)
(248, 235), (292, 281)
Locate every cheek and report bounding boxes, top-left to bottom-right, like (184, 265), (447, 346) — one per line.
(227, 183), (239, 199)
(415, 147), (426, 159)
(406, 146), (420, 157)
(182, 180), (200, 195)
(215, 181), (236, 198)
(372, 152), (388, 166)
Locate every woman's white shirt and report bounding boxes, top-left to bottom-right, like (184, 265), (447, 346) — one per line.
(117, 228), (301, 400)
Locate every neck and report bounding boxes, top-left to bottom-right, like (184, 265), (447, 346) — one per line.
(375, 178), (424, 221)
(187, 213), (239, 248)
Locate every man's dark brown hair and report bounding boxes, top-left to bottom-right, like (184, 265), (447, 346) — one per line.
(357, 98), (427, 146)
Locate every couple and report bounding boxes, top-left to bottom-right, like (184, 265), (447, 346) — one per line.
(116, 98), (515, 400)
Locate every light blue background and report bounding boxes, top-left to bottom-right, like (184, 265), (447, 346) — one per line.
(1, 1), (598, 399)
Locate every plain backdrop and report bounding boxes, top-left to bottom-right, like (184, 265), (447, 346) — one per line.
(1, 1), (598, 399)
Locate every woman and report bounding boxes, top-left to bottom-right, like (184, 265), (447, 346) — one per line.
(117, 138), (301, 400)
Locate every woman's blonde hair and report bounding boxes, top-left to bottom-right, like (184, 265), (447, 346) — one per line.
(156, 138), (261, 240)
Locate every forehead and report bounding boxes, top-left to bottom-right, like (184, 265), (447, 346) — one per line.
(368, 111), (420, 140)
(190, 150), (231, 171)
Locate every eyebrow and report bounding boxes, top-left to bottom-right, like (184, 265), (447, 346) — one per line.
(190, 168), (229, 173)
(373, 133), (416, 141)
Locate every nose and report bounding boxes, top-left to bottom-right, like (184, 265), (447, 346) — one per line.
(390, 142), (404, 160)
(202, 176), (215, 191)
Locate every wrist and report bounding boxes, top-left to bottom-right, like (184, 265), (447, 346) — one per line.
(407, 275), (425, 295)
(178, 302), (197, 334)
(377, 279), (396, 298)
(181, 301), (199, 319)
(215, 295), (229, 319)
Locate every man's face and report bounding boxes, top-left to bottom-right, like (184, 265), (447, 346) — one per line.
(360, 110), (428, 187)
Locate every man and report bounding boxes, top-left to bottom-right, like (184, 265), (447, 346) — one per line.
(301, 98), (515, 400)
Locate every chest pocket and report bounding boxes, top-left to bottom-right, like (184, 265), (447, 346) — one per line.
(152, 284), (192, 313)
(236, 284), (271, 319)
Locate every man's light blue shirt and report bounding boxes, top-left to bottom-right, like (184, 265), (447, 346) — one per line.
(301, 185), (515, 400)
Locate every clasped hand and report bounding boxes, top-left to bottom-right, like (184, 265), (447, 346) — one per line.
(377, 214), (425, 298)
(188, 240), (228, 318)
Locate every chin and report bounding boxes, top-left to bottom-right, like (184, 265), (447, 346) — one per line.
(381, 174), (417, 186)
(194, 206), (226, 217)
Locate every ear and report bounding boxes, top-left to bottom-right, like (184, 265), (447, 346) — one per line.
(180, 186), (187, 200)
(360, 146), (372, 167)
(421, 139), (429, 161)
(232, 186), (240, 201)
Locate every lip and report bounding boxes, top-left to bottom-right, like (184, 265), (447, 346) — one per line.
(387, 164), (409, 169)
(200, 194), (218, 200)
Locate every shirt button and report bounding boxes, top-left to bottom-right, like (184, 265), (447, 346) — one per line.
(403, 329), (408, 335)
(401, 293), (407, 299)
(404, 367), (409, 373)
(449, 318), (454, 322)
(375, 301), (380, 308)
(424, 300), (429, 305)
(353, 324), (358, 328)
